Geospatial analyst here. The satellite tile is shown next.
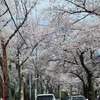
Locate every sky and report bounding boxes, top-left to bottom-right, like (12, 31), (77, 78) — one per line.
(35, 0), (64, 25)
(29, 0), (51, 25)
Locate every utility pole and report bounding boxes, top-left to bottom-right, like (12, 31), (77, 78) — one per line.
(35, 47), (38, 100)
(29, 74), (32, 100)
(70, 83), (72, 95)
(34, 78), (37, 100)
(1, 38), (5, 100)
(58, 83), (61, 100)
(59, 85), (61, 100)
(21, 75), (24, 100)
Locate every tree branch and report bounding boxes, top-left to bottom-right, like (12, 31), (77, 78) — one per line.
(18, 35), (47, 67)
(77, 50), (92, 74)
(65, 0), (100, 16)
(4, 0), (37, 48)
(64, 59), (77, 65)
(0, 9), (8, 17)
(3, 19), (11, 27)
(69, 70), (85, 85)
(72, 14), (89, 24)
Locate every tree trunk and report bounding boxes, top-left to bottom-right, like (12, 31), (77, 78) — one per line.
(17, 62), (21, 100)
(4, 49), (11, 100)
(87, 74), (95, 100)
(39, 81), (44, 94)
(83, 84), (88, 99)
(46, 83), (49, 93)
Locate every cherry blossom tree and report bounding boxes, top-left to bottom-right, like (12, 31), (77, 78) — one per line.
(41, 1), (100, 99)
(0, 0), (38, 99)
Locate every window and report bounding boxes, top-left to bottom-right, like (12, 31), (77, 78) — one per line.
(37, 95), (53, 100)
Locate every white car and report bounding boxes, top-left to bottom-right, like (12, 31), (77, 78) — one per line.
(36, 94), (56, 100)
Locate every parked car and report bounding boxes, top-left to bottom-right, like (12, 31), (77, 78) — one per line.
(36, 94), (56, 100)
(61, 95), (86, 100)
(61, 96), (71, 100)
(71, 95), (86, 100)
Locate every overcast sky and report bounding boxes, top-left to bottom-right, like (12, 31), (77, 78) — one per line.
(34, 0), (64, 25)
